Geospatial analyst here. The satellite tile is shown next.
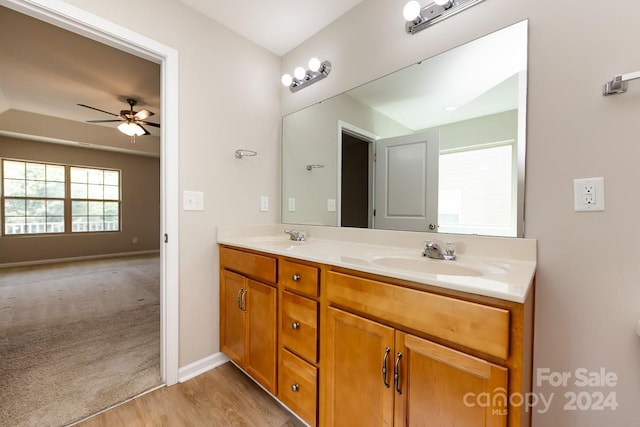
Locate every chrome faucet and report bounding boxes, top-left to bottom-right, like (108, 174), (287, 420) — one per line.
(422, 241), (456, 260)
(284, 229), (306, 242)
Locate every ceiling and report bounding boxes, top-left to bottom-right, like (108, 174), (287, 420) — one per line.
(179, 0), (364, 56)
(0, 2), (361, 157)
(0, 6), (161, 156)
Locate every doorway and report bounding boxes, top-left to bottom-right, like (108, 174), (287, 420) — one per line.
(1, 0), (179, 386)
(338, 122), (376, 229)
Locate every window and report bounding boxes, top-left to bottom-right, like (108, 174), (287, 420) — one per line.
(1, 159), (121, 236)
(70, 167), (120, 232)
(438, 143), (515, 237)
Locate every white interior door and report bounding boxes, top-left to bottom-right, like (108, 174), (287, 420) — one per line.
(374, 132), (439, 232)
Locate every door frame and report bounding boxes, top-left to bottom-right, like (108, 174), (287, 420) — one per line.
(337, 121), (377, 228)
(1, 0), (180, 385)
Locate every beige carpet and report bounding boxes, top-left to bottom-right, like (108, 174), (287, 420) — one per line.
(0, 255), (162, 427)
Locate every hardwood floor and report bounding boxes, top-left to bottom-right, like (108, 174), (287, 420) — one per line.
(76, 362), (306, 427)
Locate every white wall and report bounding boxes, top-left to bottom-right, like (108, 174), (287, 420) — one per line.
(282, 0), (640, 425)
(60, 0), (281, 367)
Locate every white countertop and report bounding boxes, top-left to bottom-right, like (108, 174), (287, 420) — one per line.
(217, 224), (536, 303)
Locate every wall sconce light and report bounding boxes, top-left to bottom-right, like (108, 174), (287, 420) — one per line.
(403, 0), (487, 34)
(282, 58), (332, 93)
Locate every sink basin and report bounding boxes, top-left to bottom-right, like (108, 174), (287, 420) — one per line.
(245, 237), (306, 248)
(372, 256), (483, 277)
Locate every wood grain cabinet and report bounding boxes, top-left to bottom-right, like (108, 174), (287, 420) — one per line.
(278, 259), (320, 427)
(220, 247), (278, 394)
(219, 245), (533, 427)
(321, 270), (533, 427)
(324, 307), (508, 427)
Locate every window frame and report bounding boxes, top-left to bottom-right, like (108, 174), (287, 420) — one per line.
(1, 158), (122, 237)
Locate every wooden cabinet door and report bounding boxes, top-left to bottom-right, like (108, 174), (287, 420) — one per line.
(220, 270), (246, 366)
(245, 279), (277, 394)
(394, 332), (508, 427)
(325, 307), (395, 427)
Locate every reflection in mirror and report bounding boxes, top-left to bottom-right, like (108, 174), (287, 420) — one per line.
(282, 20), (528, 237)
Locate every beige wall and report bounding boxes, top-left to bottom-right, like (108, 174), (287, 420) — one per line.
(59, 0), (281, 368)
(22, 0), (640, 424)
(0, 136), (160, 264)
(282, 0), (640, 425)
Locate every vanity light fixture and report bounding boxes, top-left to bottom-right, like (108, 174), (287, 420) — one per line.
(404, 0), (487, 35)
(602, 70), (640, 96)
(281, 58), (332, 93)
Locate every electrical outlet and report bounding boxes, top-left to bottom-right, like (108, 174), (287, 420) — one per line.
(574, 177), (605, 211)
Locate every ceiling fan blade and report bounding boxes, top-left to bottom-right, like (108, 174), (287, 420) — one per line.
(77, 104), (119, 117)
(138, 124), (151, 135)
(138, 121), (160, 128)
(87, 119), (123, 123)
(134, 109), (154, 121)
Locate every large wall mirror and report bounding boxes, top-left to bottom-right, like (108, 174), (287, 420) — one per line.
(282, 20), (528, 237)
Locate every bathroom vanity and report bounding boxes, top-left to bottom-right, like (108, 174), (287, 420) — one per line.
(218, 225), (536, 427)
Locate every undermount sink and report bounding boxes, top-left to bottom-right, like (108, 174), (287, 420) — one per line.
(245, 237), (306, 247)
(372, 256), (483, 277)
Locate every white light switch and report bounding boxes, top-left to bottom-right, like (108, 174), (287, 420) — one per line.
(183, 190), (204, 211)
(260, 196), (269, 212)
(573, 177), (605, 212)
(288, 197), (296, 212)
(327, 198), (336, 212)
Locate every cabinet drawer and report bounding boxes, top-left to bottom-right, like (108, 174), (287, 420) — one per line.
(220, 247), (276, 284)
(278, 349), (317, 427)
(281, 259), (319, 297)
(282, 291), (318, 363)
(326, 271), (510, 360)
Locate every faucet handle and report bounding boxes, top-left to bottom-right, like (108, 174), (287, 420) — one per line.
(443, 242), (456, 260)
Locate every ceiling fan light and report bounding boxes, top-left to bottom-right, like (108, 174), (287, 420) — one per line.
(118, 122), (144, 137)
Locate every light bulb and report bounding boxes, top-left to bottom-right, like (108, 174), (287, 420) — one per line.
(281, 73), (293, 86)
(308, 58), (321, 72)
(434, 0), (452, 6)
(294, 66), (306, 80)
(403, 1), (421, 21)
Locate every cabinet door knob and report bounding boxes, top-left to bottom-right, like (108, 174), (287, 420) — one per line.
(291, 383), (299, 392)
(291, 321), (300, 330)
(292, 274), (301, 282)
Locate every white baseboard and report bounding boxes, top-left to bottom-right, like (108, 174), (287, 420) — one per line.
(178, 352), (230, 383)
(0, 250), (160, 269)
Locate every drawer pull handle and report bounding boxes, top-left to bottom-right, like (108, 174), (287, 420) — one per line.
(382, 347), (390, 388)
(291, 383), (300, 392)
(291, 321), (301, 330)
(292, 274), (301, 282)
(394, 352), (403, 395)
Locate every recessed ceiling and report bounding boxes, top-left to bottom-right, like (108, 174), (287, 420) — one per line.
(0, 2), (364, 157)
(0, 6), (161, 156)
(179, 0), (364, 56)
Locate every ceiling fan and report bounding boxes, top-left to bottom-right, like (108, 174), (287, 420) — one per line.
(78, 98), (160, 141)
